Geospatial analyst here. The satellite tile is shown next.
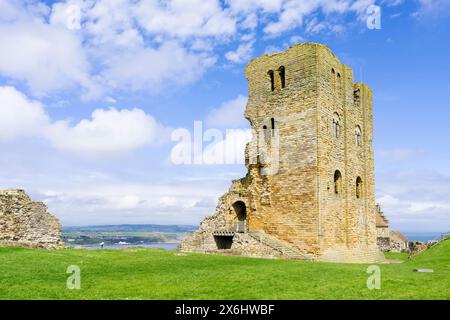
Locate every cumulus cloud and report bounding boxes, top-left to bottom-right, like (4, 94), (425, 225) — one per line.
(134, 0), (236, 39)
(0, 0), (409, 99)
(378, 148), (426, 161)
(102, 42), (216, 92)
(0, 86), (169, 156)
(203, 129), (252, 165)
(225, 41), (255, 63)
(0, 86), (49, 140)
(0, 0), (218, 98)
(227, 0), (283, 14)
(37, 179), (230, 225)
(45, 108), (168, 157)
(205, 95), (249, 128)
(0, 18), (93, 96)
(376, 170), (450, 232)
(413, 0), (450, 18)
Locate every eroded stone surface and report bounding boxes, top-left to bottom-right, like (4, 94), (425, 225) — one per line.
(0, 189), (63, 249)
(181, 43), (384, 263)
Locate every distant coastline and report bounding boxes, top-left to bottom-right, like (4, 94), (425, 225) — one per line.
(62, 224), (446, 246)
(62, 224), (197, 248)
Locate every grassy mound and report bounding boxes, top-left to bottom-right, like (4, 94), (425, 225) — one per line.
(0, 240), (448, 300)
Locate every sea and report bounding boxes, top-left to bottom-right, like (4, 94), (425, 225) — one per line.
(403, 232), (445, 243)
(72, 232), (446, 250)
(76, 243), (179, 250)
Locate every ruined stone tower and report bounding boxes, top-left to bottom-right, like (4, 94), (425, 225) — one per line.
(181, 43), (384, 263)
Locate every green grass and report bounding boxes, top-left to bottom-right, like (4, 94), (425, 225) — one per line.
(0, 240), (449, 300)
(383, 252), (410, 261)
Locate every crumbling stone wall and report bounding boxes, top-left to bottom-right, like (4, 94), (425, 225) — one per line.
(0, 189), (63, 249)
(181, 43), (384, 263)
(377, 237), (391, 252)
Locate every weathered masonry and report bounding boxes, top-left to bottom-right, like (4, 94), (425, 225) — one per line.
(180, 43), (384, 263)
(0, 189), (63, 249)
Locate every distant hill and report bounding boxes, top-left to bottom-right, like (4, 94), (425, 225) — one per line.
(63, 224), (198, 233)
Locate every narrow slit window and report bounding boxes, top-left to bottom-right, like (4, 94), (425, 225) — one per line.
(355, 126), (362, 146)
(332, 113), (340, 139)
(334, 170), (342, 195)
(268, 70), (275, 91)
(271, 118), (275, 136)
(262, 125), (269, 143)
(356, 177), (363, 199)
(278, 66), (285, 89)
(337, 72), (341, 92)
(331, 68), (336, 91)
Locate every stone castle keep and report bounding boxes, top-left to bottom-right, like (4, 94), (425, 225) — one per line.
(0, 189), (63, 249)
(181, 43), (385, 263)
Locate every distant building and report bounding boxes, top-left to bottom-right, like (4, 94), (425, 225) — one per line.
(375, 204), (389, 236)
(390, 230), (408, 253)
(375, 204), (390, 251)
(375, 204), (408, 252)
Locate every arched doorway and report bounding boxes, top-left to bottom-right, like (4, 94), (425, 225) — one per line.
(232, 201), (247, 233)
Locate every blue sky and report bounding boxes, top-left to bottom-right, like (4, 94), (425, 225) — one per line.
(0, 0), (449, 233)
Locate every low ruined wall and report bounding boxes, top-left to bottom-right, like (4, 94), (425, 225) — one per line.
(377, 237), (391, 252)
(0, 189), (63, 249)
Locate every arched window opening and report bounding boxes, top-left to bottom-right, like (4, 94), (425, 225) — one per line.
(355, 125), (362, 146)
(356, 176), (363, 199)
(232, 201), (247, 233)
(268, 70), (275, 91)
(332, 113), (340, 139)
(334, 170), (342, 195)
(233, 201), (247, 221)
(278, 66), (286, 88)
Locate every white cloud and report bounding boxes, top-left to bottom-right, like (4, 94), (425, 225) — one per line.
(0, 20), (93, 96)
(45, 108), (168, 157)
(264, 45), (283, 55)
(134, 0), (236, 39)
(0, 86), (49, 140)
(227, 0), (283, 13)
(102, 42), (216, 92)
(205, 95), (249, 128)
(0, 0), (220, 98)
(379, 148), (426, 161)
(240, 12), (258, 29)
(0, 86), (169, 156)
(37, 179), (231, 225)
(377, 194), (401, 206)
(414, 0), (450, 17)
(376, 170), (450, 232)
(0, 0), (408, 99)
(203, 129), (252, 165)
(263, 0), (318, 36)
(381, 0), (405, 6)
(225, 41), (255, 63)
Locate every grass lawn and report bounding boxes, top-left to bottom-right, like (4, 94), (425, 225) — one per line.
(0, 240), (448, 300)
